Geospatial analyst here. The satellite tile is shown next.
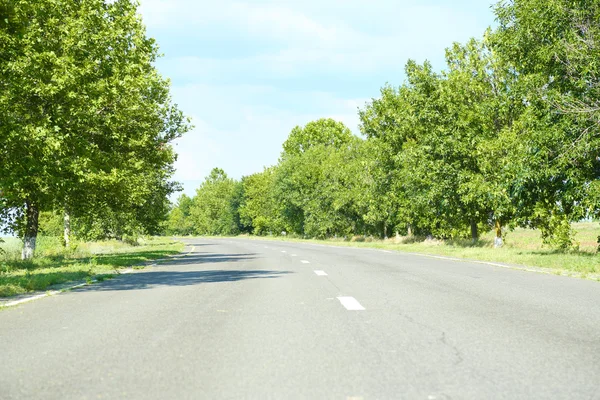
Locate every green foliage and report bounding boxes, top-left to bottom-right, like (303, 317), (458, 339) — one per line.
(165, 194), (195, 236)
(281, 118), (354, 159)
(190, 168), (241, 236)
(273, 122), (372, 238)
(491, 0), (600, 235)
(238, 168), (283, 235)
(531, 205), (579, 251)
(161, 0), (598, 253)
(275, 143), (363, 238)
(38, 212), (63, 238)
(0, 0), (190, 257)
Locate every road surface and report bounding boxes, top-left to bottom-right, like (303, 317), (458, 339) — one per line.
(1, 238), (599, 399)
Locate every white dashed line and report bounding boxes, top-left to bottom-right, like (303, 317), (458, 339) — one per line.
(382, 250), (392, 254)
(337, 296), (365, 311)
(291, 254), (297, 257)
(314, 270), (328, 276)
(281, 251), (287, 253)
(300, 260), (310, 264)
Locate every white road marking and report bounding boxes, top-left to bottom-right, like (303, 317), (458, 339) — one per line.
(3, 292), (56, 307)
(337, 296), (365, 311)
(382, 250), (392, 254)
(314, 270), (328, 276)
(291, 254), (297, 257)
(300, 260), (310, 264)
(3, 281), (89, 308)
(281, 251), (286, 253)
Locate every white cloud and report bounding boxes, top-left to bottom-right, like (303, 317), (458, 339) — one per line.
(150, 1), (490, 81)
(138, 0), (495, 196)
(169, 83), (364, 187)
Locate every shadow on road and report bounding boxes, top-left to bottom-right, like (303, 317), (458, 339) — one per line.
(76, 269), (292, 292)
(179, 243), (216, 247)
(163, 253), (258, 266)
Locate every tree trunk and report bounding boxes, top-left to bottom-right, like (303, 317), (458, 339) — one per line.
(494, 220), (503, 248)
(470, 220), (479, 243)
(21, 201), (40, 260)
(407, 224), (413, 237)
(63, 210), (71, 248)
(383, 224), (388, 239)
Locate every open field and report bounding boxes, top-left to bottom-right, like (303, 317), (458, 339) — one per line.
(225, 222), (600, 279)
(0, 237), (184, 298)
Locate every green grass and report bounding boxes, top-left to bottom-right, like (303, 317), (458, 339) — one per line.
(0, 236), (184, 298)
(235, 222), (600, 278)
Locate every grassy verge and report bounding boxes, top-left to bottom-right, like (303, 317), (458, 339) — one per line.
(0, 236), (184, 298)
(233, 222), (600, 279)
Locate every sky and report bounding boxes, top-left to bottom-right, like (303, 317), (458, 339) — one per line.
(137, 0), (498, 199)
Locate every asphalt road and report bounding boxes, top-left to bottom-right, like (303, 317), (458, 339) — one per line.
(1, 238), (599, 400)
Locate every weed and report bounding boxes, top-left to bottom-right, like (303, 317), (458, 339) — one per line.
(95, 274), (114, 283)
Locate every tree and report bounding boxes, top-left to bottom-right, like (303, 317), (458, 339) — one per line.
(190, 168), (241, 236)
(274, 120), (363, 237)
(440, 38), (522, 244)
(0, 0), (188, 257)
(491, 0), (600, 248)
(238, 168), (283, 235)
(165, 194), (195, 236)
(281, 118), (354, 159)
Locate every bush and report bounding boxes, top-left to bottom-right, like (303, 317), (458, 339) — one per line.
(540, 218), (579, 252)
(121, 234), (140, 247)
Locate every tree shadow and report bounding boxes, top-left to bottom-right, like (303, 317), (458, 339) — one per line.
(75, 269), (292, 292)
(446, 238), (494, 248)
(395, 236), (494, 248)
(162, 253), (258, 266)
(178, 243), (216, 247)
(90, 250), (182, 268)
(522, 249), (598, 257)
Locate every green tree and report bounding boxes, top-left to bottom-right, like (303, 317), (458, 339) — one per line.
(274, 138), (370, 238)
(361, 41), (522, 245)
(491, 0), (600, 248)
(440, 38), (522, 243)
(0, 0), (188, 257)
(238, 168), (283, 235)
(166, 194), (195, 236)
(281, 118), (354, 159)
(190, 168), (241, 236)
(274, 120), (362, 237)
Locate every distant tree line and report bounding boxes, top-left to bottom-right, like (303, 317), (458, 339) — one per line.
(0, 0), (190, 258)
(167, 0), (600, 251)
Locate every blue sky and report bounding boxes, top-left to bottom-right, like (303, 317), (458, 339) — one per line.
(137, 0), (497, 198)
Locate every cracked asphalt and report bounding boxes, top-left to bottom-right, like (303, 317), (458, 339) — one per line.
(1, 237), (599, 399)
